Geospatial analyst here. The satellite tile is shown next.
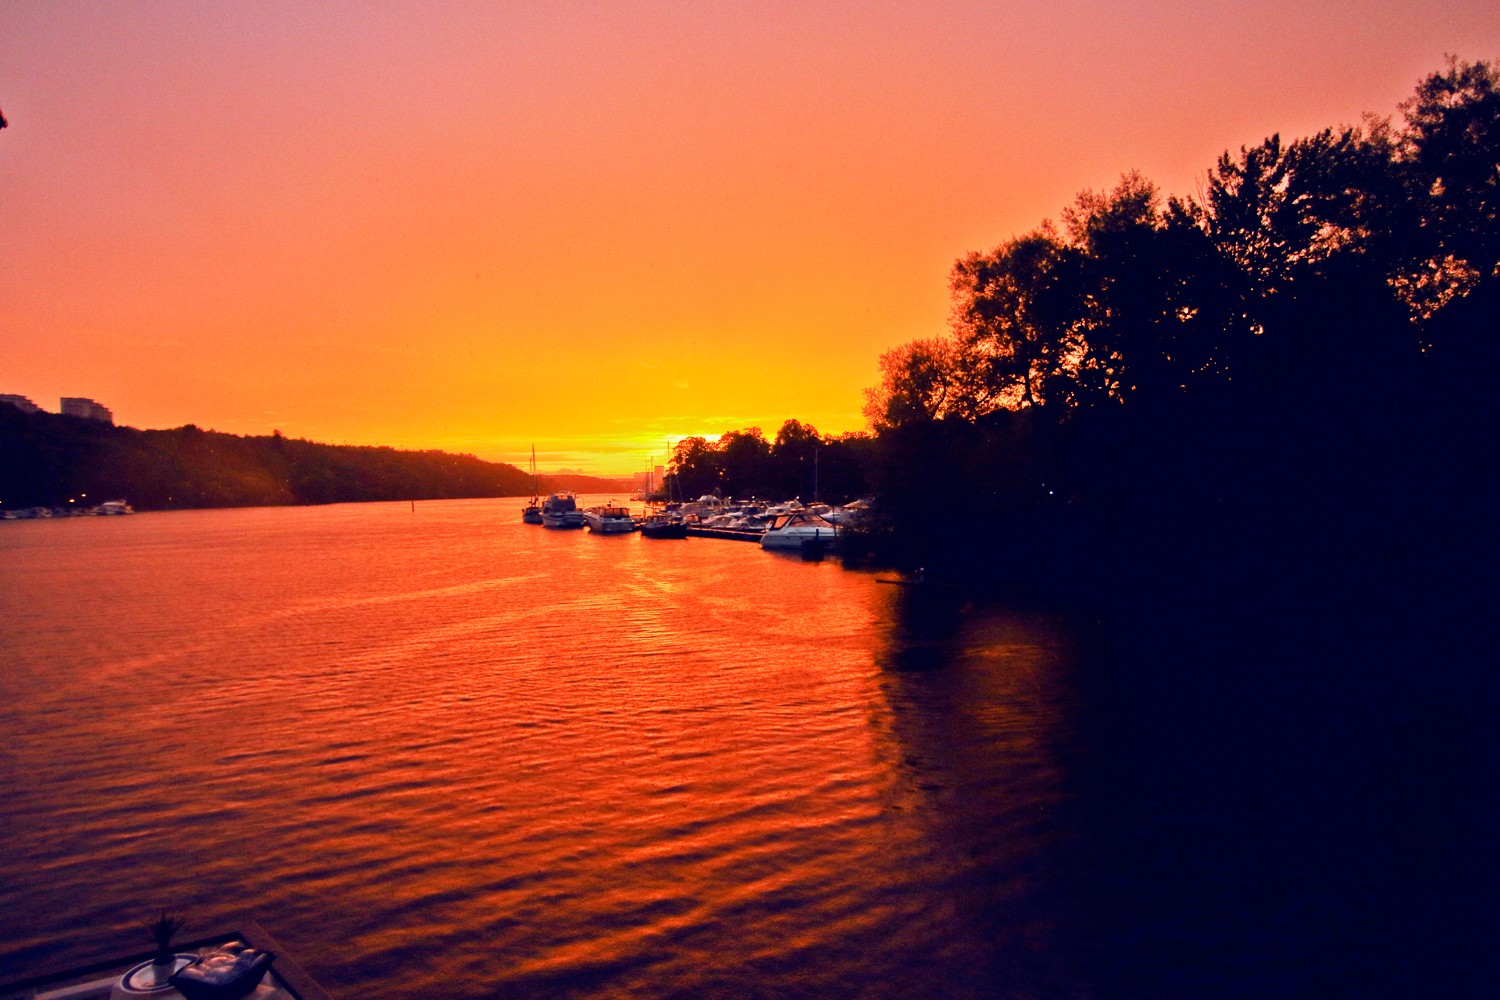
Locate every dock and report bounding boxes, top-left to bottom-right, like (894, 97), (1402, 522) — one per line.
(683, 525), (764, 542)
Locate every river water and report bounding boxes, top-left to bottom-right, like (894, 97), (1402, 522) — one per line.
(0, 499), (1479, 997)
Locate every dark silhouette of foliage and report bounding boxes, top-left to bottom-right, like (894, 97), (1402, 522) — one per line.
(860, 58), (1497, 614)
(718, 428), (775, 497)
(863, 337), (987, 429)
(0, 409), (556, 511)
(665, 435), (724, 499)
(664, 420), (870, 504)
(1398, 57), (1500, 295)
(950, 228), (1074, 410)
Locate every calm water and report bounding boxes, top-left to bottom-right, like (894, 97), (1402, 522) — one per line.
(0, 500), (1479, 997)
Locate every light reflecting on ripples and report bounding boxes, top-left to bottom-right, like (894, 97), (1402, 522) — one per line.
(0, 500), (1086, 998)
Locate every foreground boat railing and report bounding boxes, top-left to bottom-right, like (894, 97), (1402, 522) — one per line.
(0, 918), (331, 1000)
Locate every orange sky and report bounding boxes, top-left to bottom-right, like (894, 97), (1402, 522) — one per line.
(3, 2), (1497, 474)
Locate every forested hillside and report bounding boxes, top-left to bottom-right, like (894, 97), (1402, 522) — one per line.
(0, 408), (594, 510)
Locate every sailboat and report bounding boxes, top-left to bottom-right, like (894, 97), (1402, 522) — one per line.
(521, 446), (543, 524)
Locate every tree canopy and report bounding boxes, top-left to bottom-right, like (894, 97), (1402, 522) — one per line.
(866, 59), (1499, 436)
(665, 420), (871, 504)
(860, 58), (1497, 595)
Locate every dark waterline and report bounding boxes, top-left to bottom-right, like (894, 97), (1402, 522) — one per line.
(0, 500), (1480, 997)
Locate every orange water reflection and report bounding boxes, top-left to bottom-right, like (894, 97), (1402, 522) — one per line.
(0, 500), (1087, 998)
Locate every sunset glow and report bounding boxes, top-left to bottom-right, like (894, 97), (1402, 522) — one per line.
(3, 2), (1497, 473)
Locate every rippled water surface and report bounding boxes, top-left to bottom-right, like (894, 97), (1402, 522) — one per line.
(0, 500), (1095, 998)
(2, 499), (1476, 997)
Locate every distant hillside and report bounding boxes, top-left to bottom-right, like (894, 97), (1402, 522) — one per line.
(0, 407), (626, 511)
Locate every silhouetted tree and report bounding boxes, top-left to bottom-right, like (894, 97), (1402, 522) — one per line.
(863, 337), (977, 429)
(950, 228), (1074, 409)
(857, 57), (1497, 598)
(1394, 57), (1500, 319)
(666, 435), (723, 499)
(770, 419), (823, 499)
(1054, 172), (1234, 407)
(718, 428), (774, 497)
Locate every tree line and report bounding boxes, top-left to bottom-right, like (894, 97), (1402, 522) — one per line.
(663, 419), (873, 504)
(866, 58), (1496, 428)
(856, 58), (1496, 599)
(0, 408), (622, 511)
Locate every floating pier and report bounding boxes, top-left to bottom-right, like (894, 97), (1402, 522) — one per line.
(683, 525), (764, 542)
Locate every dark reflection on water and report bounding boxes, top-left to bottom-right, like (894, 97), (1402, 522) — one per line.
(0, 501), (1480, 997)
(1061, 577), (1488, 999)
(872, 586), (1098, 997)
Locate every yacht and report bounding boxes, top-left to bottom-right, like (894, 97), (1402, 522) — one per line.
(760, 511), (839, 551)
(583, 502), (637, 533)
(540, 491), (586, 529)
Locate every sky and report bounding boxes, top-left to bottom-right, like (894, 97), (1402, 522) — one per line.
(3, 2), (1497, 475)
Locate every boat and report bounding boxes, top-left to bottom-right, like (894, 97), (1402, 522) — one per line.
(540, 491), (586, 529)
(823, 497), (873, 527)
(522, 446), (543, 524)
(0, 919), (331, 1000)
(759, 510), (839, 551)
(583, 502), (637, 533)
(639, 513), (688, 539)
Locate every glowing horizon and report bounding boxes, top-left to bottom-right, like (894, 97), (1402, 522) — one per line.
(3, 2), (1497, 475)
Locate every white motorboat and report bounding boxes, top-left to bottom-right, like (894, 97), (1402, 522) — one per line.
(541, 491), (586, 529)
(759, 511), (839, 550)
(583, 503), (637, 533)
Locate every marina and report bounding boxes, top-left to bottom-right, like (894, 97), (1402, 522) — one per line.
(1, 500), (133, 520)
(525, 494), (869, 554)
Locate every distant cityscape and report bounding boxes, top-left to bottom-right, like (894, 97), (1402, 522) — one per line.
(1, 393), (113, 423)
(635, 466), (667, 494)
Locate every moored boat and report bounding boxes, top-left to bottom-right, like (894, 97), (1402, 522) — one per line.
(823, 497), (873, 527)
(522, 446), (544, 523)
(638, 513), (688, 539)
(540, 491), (586, 529)
(583, 503), (637, 533)
(759, 510), (839, 550)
